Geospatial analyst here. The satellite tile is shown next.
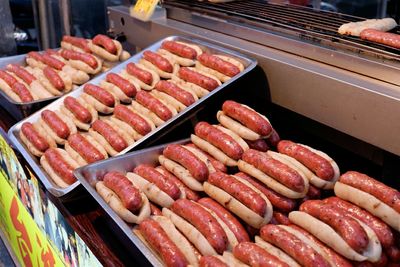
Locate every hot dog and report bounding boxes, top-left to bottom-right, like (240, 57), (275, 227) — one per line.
(110, 104), (154, 141)
(174, 67), (221, 96)
(155, 166), (201, 201)
(26, 66), (73, 96)
(138, 216), (199, 267)
(140, 50), (179, 79)
(123, 62), (160, 91)
(135, 90), (177, 123)
(338, 18), (397, 37)
(20, 122), (56, 157)
(127, 164), (182, 207)
(334, 171), (400, 232)
(323, 196), (400, 262)
(162, 199), (229, 255)
(96, 171), (150, 223)
(60, 96), (98, 130)
(198, 197), (250, 243)
(233, 242), (290, 267)
(0, 69), (34, 102)
(259, 224), (332, 267)
(185, 143), (227, 173)
(99, 73), (137, 103)
(234, 172), (297, 213)
(61, 35), (91, 52)
(89, 119), (129, 156)
(89, 34), (129, 62)
(6, 64), (53, 99)
(81, 83), (118, 114)
(191, 121), (248, 166)
(64, 133), (107, 166)
(204, 171), (273, 229)
(276, 140), (340, 189)
(360, 29), (400, 49)
(152, 80), (195, 112)
(196, 53), (244, 82)
(39, 109), (77, 145)
(40, 148), (79, 188)
(238, 149), (309, 199)
(158, 40), (202, 66)
(288, 224), (353, 267)
(158, 144), (209, 191)
(289, 199), (382, 262)
(60, 49), (102, 74)
(104, 171), (142, 212)
(218, 100), (273, 140)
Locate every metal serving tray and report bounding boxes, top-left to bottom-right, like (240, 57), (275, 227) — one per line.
(74, 139), (189, 267)
(8, 35), (257, 200)
(0, 54), (60, 120)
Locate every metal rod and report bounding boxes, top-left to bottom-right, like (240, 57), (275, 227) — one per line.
(37, 0), (50, 49)
(59, 0), (72, 36)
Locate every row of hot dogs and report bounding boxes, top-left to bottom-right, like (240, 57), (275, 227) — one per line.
(0, 34), (130, 103)
(89, 100), (400, 266)
(17, 40), (247, 188)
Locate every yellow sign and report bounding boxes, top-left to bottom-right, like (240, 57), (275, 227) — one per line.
(0, 172), (65, 267)
(130, 0), (159, 21)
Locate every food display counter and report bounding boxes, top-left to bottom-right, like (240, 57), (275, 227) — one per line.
(1, 2), (400, 266)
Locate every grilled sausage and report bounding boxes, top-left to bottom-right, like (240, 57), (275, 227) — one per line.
(63, 96), (92, 123)
(126, 62), (153, 85)
(135, 90), (173, 121)
(106, 73), (137, 98)
(171, 199), (228, 254)
(60, 49), (98, 69)
(139, 218), (188, 267)
(62, 35), (91, 52)
(198, 53), (240, 77)
(163, 144), (208, 182)
(260, 224), (331, 267)
(300, 200), (369, 253)
(67, 133), (105, 163)
(222, 100), (272, 137)
(234, 172), (297, 213)
(21, 122), (49, 152)
(208, 172), (267, 217)
(178, 67), (219, 91)
(198, 197), (250, 243)
(92, 120), (127, 152)
(242, 149), (306, 192)
(133, 164), (181, 200)
(360, 29), (400, 49)
(195, 122), (244, 160)
(277, 140), (334, 181)
(92, 34), (117, 54)
(43, 148), (76, 185)
(84, 83), (115, 107)
(41, 110), (70, 139)
(113, 105), (152, 136)
(143, 50), (173, 73)
(103, 171), (142, 212)
(161, 41), (197, 59)
(155, 80), (195, 107)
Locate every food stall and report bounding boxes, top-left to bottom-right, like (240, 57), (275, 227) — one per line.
(0, 1), (399, 266)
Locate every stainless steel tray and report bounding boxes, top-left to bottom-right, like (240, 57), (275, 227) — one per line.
(74, 139), (190, 267)
(8, 35), (257, 200)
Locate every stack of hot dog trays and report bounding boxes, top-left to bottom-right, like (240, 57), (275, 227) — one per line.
(0, 34), (130, 120)
(7, 36), (257, 200)
(74, 98), (400, 266)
